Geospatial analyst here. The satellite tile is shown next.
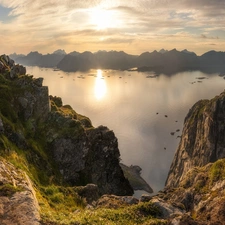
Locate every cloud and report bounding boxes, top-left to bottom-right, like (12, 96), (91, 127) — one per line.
(98, 37), (134, 44)
(0, 0), (224, 55)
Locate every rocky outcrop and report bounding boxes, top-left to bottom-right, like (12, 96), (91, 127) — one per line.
(0, 54), (48, 123)
(0, 159), (40, 225)
(150, 159), (225, 224)
(84, 126), (133, 195)
(120, 163), (153, 193)
(46, 106), (133, 195)
(166, 91), (225, 188)
(96, 194), (139, 209)
(76, 184), (100, 205)
(0, 54), (26, 78)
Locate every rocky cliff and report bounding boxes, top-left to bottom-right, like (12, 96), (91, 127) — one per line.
(166, 91), (225, 188)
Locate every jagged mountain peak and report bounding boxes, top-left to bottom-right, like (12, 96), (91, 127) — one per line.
(68, 51), (80, 56)
(159, 48), (168, 54)
(52, 49), (67, 55)
(182, 49), (196, 55)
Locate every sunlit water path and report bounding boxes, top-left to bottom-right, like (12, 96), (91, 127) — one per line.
(27, 67), (225, 196)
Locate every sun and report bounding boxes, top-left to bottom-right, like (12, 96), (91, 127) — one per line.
(89, 8), (115, 30)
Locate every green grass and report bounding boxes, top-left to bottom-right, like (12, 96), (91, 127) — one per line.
(209, 159), (225, 183)
(0, 183), (24, 197)
(40, 199), (166, 225)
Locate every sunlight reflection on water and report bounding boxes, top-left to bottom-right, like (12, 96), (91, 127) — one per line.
(94, 69), (107, 100)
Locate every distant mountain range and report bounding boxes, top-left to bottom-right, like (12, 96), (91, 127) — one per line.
(10, 49), (225, 75)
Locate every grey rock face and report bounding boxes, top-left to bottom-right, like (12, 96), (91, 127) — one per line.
(96, 194), (138, 209)
(51, 136), (89, 183)
(166, 91), (225, 188)
(0, 61), (5, 72)
(33, 77), (43, 87)
(10, 64), (26, 78)
(49, 123), (134, 196)
(76, 184), (99, 204)
(0, 54), (26, 79)
(140, 194), (152, 202)
(0, 160), (40, 225)
(120, 163), (153, 193)
(151, 197), (184, 219)
(18, 97), (29, 109)
(0, 55), (49, 122)
(84, 126), (133, 196)
(15, 77), (50, 121)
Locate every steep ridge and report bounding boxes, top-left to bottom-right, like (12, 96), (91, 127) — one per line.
(166, 91), (225, 188)
(11, 50), (66, 68)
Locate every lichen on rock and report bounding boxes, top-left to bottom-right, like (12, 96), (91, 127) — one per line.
(166, 91), (225, 188)
(0, 159), (40, 225)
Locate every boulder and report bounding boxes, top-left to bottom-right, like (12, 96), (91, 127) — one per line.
(151, 197), (184, 219)
(96, 194), (138, 209)
(140, 194), (152, 202)
(0, 160), (40, 225)
(0, 54), (26, 79)
(76, 184), (99, 204)
(120, 163), (153, 193)
(18, 97), (29, 109)
(10, 64), (26, 79)
(33, 78), (43, 87)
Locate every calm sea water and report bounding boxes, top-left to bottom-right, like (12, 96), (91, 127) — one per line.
(27, 67), (225, 195)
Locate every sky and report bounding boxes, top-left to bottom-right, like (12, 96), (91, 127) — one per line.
(0, 0), (225, 55)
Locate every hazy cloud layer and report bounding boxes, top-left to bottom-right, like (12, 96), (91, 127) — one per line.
(0, 0), (224, 54)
